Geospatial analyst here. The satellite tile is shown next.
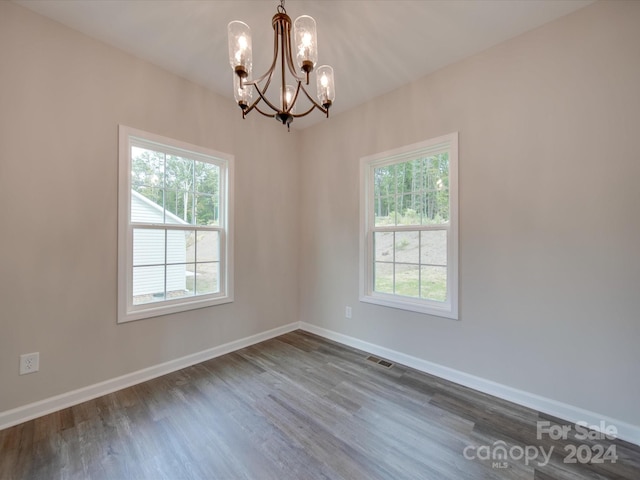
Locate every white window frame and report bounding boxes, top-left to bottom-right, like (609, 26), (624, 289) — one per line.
(359, 132), (458, 319)
(118, 125), (234, 323)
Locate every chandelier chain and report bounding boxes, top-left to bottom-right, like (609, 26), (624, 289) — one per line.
(277, 0), (286, 14)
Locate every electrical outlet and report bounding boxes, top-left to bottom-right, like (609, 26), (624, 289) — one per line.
(19, 352), (39, 375)
(345, 306), (352, 319)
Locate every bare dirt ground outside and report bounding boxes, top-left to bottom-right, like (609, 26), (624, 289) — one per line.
(373, 229), (448, 301)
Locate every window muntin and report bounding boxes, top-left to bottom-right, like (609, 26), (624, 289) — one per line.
(360, 133), (458, 319)
(118, 126), (233, 323)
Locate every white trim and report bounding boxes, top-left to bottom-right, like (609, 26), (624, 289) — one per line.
(4, 320), (638, 447)
(359, 132), (459, 319)
(0, 322), (298, 431)
(298, 322), (640, 447)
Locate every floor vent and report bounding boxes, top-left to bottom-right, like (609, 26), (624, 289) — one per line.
(366, 356), (394, 368)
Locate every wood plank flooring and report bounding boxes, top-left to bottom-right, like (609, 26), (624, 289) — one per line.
(1, 330), (639, 479)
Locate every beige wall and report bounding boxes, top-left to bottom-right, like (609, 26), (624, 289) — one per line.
(1, 0), (639, 432)
(299, 0), (640, 427)
(0, 2), (299, 411)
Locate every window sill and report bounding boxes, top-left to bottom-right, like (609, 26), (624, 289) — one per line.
(118, 295), (233, 324)
(359, 293), (458, 320)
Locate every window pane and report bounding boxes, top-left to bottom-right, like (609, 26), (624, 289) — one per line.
(131, 189), (165, 223)
(413, 193), (425, 224)
(165, 155), (194, 190)
(185, 263), (196, 295)
(422, 191), (449, 224)
(167, 264), (192, 299)
(133, 265), (165, 305)
(195, 194), (219, 226)
(374, 195), (395, 226)
(395, 264), (420, 298)
(133, 229), (165, 266)
(373, 197), (385, 219)
(131, 147), (163, 190)
(374, 232), (393, 262)
(420, 266), (447, 302)
(420, 153), (450, 225)
(412, 158), (423, 191)
(195, 262), (219, 295)
(197, 231), (219, 263)
(422, 155), (439, 191)
(195, 161), (219, 195)
(374, 164), (395, 197)
(420, 230), (447, 266)
(437, 153), (449, 183)
(437, 189), (450, 223)
(395, 231), (419, 264)
(165, 155), (195, 224)
(398, 193), (420, 225)
(167, 230), (192, 264)
(408, 159), (422, 190)
(165, 190), (194, 224)
(395, 162), (411, 195)
(374, 262), (394, 294)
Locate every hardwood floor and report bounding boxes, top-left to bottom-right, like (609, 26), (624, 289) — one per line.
(1, 330), (639, 479)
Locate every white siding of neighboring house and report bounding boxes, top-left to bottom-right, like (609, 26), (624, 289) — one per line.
(131, 190), (188, 297)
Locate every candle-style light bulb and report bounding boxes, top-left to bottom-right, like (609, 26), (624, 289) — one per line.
(228, 21), (252, 78)
(233, 74), (252, 110)
(316, 65), (335, 108)
(282, 85), (296, 113)
(294, 15), (318, 75)
(236, 35), (248, 61)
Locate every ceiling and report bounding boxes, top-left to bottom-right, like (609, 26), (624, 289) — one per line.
(14, 0), (594, 130)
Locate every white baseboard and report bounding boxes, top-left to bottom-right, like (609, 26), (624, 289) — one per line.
(4, 321), (639, 448)
(0, 322), (299, 431)
(299, 322), (640, 447)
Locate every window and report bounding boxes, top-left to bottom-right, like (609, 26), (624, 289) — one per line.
(118, 126), (233, 323)
(360, 132), (458, 319)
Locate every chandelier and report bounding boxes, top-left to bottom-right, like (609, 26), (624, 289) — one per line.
(227, 0), (335, 130)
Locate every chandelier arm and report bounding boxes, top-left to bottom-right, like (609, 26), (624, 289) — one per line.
(289, 103), (316, 118)
(283, 20), (305, 82)
(242, 98), (278, 118)
(241, 100), (258, 116)
(244, 18), (280, 87)
(243, 70), (275, 114)
(280, 20), (286, 111)
(246, 61), (277, 107)
(241, 79), (269, 115)
(298, 82), (329, 114)
(253, 105), (277, 118)
(251, 81), (283, 114)
(245, 71), (275, 90)
(246, 67), (275, 87)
